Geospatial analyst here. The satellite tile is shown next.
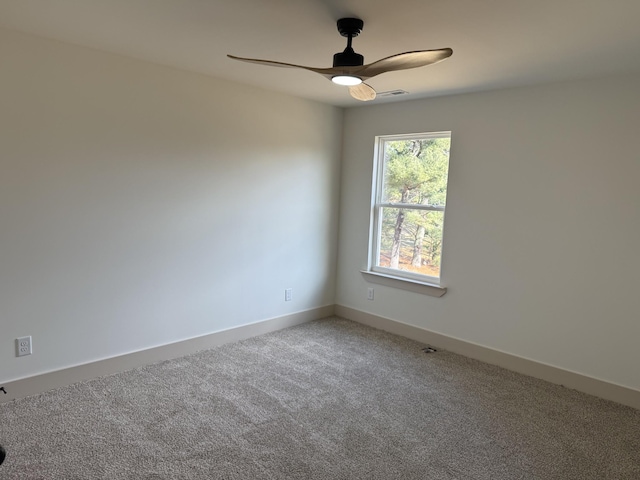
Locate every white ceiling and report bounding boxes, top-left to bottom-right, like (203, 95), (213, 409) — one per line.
(1, 0), (639, 107)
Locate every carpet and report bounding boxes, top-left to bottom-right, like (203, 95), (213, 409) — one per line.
(1, 317), (638, 479)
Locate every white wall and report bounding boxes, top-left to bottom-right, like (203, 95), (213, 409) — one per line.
(3, 25), (638, 397)
(0, 27), (342, 383)
(337, 73), (640, 391)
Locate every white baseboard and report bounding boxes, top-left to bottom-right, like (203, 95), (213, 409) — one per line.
(5, 304), (638, 411)
(335, 305), (640, 410)
(0, 305), (334, 403)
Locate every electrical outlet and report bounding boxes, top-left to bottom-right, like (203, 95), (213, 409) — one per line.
(16, 336), (32, 357)
(367, 287), (374, 300)
(285, 288), (292, 302)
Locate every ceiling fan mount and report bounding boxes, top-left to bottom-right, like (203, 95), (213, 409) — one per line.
(336, 18), (364, 38)
(227, 17), (452, 102)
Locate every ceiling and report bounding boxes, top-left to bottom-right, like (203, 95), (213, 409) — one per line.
(1, 0), (639, 107)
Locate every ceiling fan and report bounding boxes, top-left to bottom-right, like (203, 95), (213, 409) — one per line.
(228, 18), (452, 101)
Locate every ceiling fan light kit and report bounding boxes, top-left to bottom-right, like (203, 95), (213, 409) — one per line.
(331, 75), (362, 86)
(228, 17), (452, 102)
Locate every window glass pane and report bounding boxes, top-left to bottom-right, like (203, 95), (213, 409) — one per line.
(378, 208), (444, 278)
(381, 138), (450, 206)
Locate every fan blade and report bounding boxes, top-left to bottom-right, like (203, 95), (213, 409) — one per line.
(349, 83), (376, 101)
(227, 55), (339, 79)
(355, 48), (452, 79)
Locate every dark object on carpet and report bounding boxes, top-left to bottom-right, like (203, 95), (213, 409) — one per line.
(0, 444), (6, 465)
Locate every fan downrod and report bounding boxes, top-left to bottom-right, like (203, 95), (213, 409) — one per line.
(337, 18), (364, 37)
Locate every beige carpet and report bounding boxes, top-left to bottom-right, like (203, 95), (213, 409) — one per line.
(1, 317), (638, 479)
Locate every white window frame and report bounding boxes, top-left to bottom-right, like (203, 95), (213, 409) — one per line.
(365, 131), (451, 295)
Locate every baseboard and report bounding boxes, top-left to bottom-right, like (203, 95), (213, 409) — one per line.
(6, 304), (638, 411)
(0, 305), (334, 403)
(335, 305), (640, 410)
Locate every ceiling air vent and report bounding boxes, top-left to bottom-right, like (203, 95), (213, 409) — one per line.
(377, 90), (409, 97)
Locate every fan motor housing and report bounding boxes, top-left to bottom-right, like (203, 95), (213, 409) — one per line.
(333, 49), (364, 67)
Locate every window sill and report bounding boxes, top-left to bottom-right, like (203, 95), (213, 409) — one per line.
(360, 270), (447, 297)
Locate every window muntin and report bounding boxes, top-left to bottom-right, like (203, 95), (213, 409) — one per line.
(370, 132), (451, 285)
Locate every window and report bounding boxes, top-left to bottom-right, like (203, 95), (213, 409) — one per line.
(368, 132), (451, 287)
